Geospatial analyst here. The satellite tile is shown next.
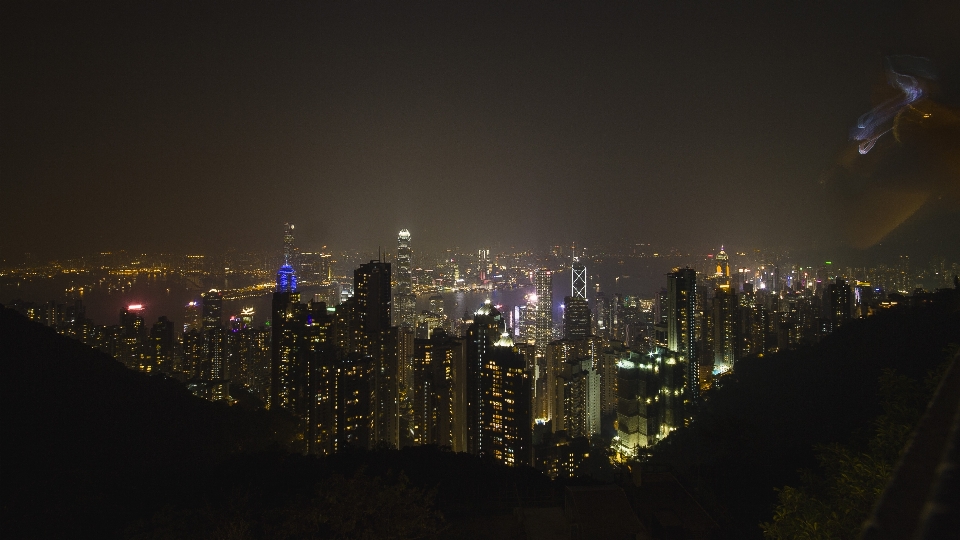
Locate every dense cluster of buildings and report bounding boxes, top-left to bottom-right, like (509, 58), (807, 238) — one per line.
(8, 227), (958, 477)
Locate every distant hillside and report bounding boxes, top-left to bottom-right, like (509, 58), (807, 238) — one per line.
(650, 291), (960, 539)
(0, 306), (298, 538)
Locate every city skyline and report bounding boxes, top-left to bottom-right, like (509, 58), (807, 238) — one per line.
(4, 1), (959, 261)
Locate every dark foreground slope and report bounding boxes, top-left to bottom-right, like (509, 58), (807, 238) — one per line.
(0, 307), (299, 538)
(650, 290), (960, 539)
(0, 308), (554, 539)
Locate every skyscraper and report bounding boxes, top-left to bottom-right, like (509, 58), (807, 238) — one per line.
(283, 222), (297, 268)
(712, 284), (737, 375)
(271, 262), (304, 413)
(354, 259), (398, 448)
(563, 296), (591, 340)
(465, 300), (503, 456)
(571, 257), (587, 300)
(533, 268), (553, 356)
(667, 268), (698, 402)
(394, 229), (416, 328)
(202, 289), (228, 401)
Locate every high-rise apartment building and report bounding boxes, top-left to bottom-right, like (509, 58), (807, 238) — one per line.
(353, 259), (398, 448)
(712, 284), (737, 375)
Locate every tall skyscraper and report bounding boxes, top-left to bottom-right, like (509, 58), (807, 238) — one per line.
(412, 329), (462, 449)
(394, 229), (417, 328)
(465, 300), (503, 456)
(201, 289), (228, 401)
(667, 268), (698, 402)
(283, 222), (297, 268)
(563, 296), (591, 340)
(712, 284), (737, 375)
(533, 269), (553, 356)
(354, 259), (398, 448)
(271, 262), (303, 413)
(481, 331), (531, 466)
(571, 257), (587, 300)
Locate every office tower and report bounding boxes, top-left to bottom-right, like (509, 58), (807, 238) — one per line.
(283, 222), (297, 268)
(715, 247), (730, 281)
(563, 296), (591, 340)
(667, 268), (698, 402)
(271, 262), (304, 412)
(183, 301), (201, 333)
(712, 284), (737, 375)
(394, 229), (417, 328)
(572, 258), (587, 300)
(534, 269), (553, 354)
(201, 289), (228, 401)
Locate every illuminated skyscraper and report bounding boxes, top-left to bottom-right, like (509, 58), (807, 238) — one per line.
(271, 263), (303, 412)
(354, 259), (398, 448)
(412, 329), (463, 449)
(563, 296), (591, 340)
(118, 305), (145, 369)
(283, 222), (296, 267)
(715, 247), (730, 281)
(201, 289), (228, 401)
(667, 268), (698, 402)
(394, 229), (416, 328)
(533, 269), (553, 356)
(712, 284), (737, 375)
(481, 331), (531, 467)
(465, 300), (503, 456)
(183, 301), (201, 333)
(571, 258), (587, 300)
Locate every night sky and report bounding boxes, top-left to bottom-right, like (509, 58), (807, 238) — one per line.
(3, 1), (959, 260)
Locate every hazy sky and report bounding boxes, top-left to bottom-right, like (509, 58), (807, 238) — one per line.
(3, 1), (958, 260)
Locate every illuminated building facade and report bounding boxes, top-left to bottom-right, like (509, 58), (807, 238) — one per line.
(394, 229), (416, 328)
(465, 300), (503, 456)
(712, 284), (737, 375)
(563, 296), (591, 341)
(118, 305), (145, 369)
(572, 258), (587, 300)
(353, 259), (398, 448)
(412, 329), (463, 449)
(482, 335), (532, 467)
(667, 267), (698, 402)
(270, 263), (304, 412)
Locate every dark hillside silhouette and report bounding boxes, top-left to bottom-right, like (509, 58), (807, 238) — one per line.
(0, 306), (298, 538)
(650, 291), (960, 538)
